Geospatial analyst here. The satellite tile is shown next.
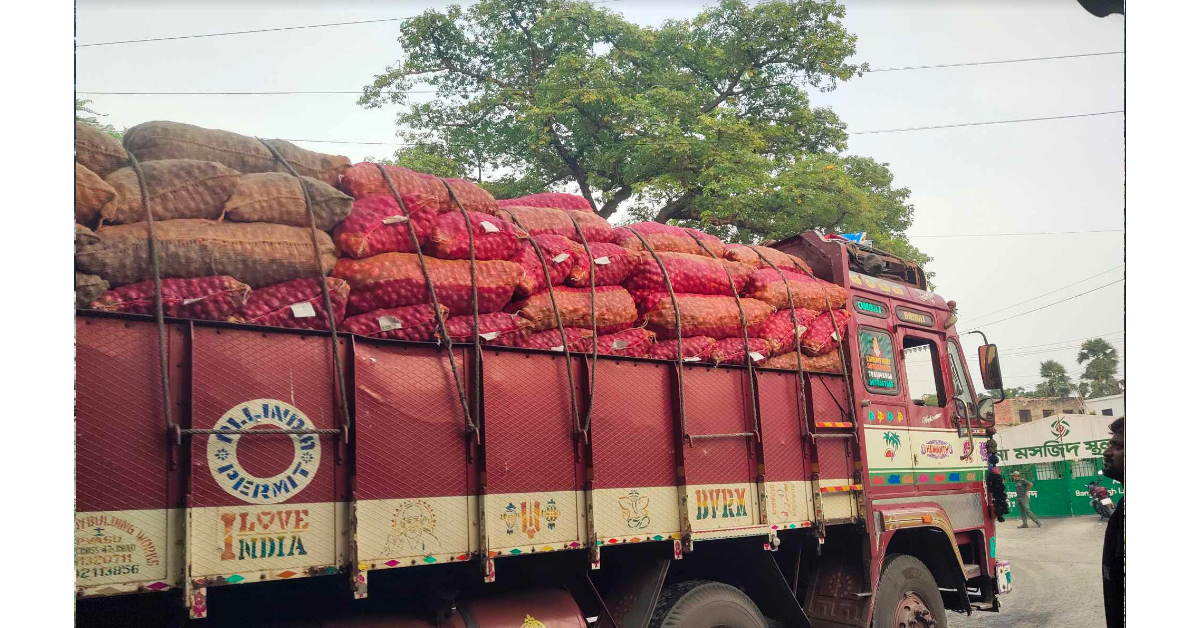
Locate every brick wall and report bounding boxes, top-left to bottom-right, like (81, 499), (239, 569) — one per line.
(994, 397), (1087, 429)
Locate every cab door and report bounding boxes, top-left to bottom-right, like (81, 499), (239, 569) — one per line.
(895, 326), (963, 492)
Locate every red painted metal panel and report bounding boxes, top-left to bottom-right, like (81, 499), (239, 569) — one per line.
(756, 370), (807, 483)
(815, 438), (853, 481)
(680, 366), (756, 486)
(189, 326), (344, 507)
(350, 341), (468, 499)
(482, 350), (579, 494)
(809, 374), (851, 424)
(590, 360), (676, 490)
(76, 316), (180, 512)
(354, 341), (472, 499)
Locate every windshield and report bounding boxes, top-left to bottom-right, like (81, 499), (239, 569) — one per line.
(946, 338), (978, 418)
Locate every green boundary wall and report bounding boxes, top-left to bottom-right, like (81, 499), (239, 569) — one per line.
(1000, 456), (1124, 518)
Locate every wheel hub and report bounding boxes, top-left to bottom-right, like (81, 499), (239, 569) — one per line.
(894, 591), (936, 628)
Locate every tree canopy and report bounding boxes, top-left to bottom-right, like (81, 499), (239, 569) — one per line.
(1077, 337), (1122, 398)
(1033, 359), (1075, 398)
(360, 0), (929, 265)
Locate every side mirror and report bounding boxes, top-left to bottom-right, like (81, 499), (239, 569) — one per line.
(978, 344), (1004, 391)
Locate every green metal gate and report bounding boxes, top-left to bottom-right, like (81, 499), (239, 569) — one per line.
(1001, 456), (1123, 518)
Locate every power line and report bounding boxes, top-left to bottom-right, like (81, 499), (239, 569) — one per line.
(1004, 330), (1125, 352)
(960, 265), (1124, 324)
(259, 111), (1126, 147)
(76, 1), (627, 47)
(77, 16), (413, 47)
(848, 110), (1123, 135)
(907, 229), (1122, 238)
(1006, 338), (1125, 358)
(964, 279), (1124, 331)
(864, 51), (1123, 73)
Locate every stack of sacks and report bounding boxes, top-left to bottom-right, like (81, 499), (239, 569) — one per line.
(760, 351), (844, 374)
(74, 121), (354, 329)
(497, 192), (594, 212)
(724, 243), (813, 274)
(73, 120), (858, 369)
(623, 249), (765, 363)
(612, 222), (726, 257)
(338, 162), (496, 214)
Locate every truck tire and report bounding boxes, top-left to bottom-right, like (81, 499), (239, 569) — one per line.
(650, 581), (769, 628)
(871, 554), (947, 628)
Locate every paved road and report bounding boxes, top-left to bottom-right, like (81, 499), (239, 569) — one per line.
(949, 515), (1109, 628)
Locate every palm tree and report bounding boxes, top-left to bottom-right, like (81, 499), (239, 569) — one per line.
(1077, 338), (1121, 398)
(1035, 359), (1074, 398)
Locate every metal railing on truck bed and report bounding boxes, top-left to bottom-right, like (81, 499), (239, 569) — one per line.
(74, 310), (860, 618)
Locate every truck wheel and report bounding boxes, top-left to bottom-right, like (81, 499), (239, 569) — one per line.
(871, 554), (947, 628)
(650, 580), (769, 628)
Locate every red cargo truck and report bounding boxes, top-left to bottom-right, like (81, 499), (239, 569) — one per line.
(75, 231), (1007, 628)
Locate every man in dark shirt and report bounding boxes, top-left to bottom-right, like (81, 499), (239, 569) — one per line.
(1102, 417), (1124, 628)
(1010, 471), (1040, 528)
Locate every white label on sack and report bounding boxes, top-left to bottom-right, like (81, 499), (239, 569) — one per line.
(749, 352), (766, 362)
(611, 339), (630, 350)
(831, 332), (840, 341)
(382, 215), (409, 225)
(795, 325), (808, 336)
(290, 302), (317, 318)
(682, 357), (701, 362)
(479, 331), (501, 341)
(594, 256), (611, 265)
(480, 220), (500, 234)
(377, 315), (403, 331)
(183, 297), (207, 305)
(552, 253), (571, 264)
(550, 345), (565, 352)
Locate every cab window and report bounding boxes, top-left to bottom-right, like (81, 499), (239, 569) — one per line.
(901, 337), (945, 407)
(946, 339), (977, 417)
(859, 327), (899, 395)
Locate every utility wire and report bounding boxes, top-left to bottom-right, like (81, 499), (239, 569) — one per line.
(848, 110), (1122, 135)
(77, 17), (414, 47)
(864, 51), (1124, 73)
(964, 279), (1124, 331)
(1007, 338), (1125, 358)
(76, 1), (627, 47)
(907, 229), (1122, 238)
(1004, 330), (1125, 352)
(251, 111), (1126, 146)
(960, 265), (1124, 324)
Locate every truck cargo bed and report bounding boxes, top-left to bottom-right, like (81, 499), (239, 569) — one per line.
(75, 311), (859, 614)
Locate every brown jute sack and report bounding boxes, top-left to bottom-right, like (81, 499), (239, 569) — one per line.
(75, 219), (336, 288)
(123, 121), (351, 187)
(76, 163), (116, 227)
(75, 272), (109, 309)
(75, 121), (128, 178)
(223, 172), (353, 231)
(103, 160), (241, 224)
(76, 223), (101, 253)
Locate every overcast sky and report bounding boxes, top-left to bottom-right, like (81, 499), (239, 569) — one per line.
(76, 0), (1125, 395)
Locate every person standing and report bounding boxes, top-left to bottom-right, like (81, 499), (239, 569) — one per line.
(1010, 471), (1041, 528)
(1102, 417), (1124, 628)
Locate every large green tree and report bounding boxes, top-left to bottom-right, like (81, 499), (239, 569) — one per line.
(1033, 359), (1075, 398)
(1077, 337), (1122, 398)
(360, 0), (929, 265)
